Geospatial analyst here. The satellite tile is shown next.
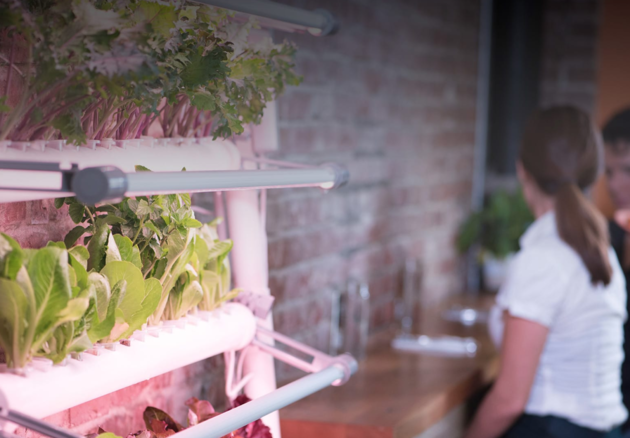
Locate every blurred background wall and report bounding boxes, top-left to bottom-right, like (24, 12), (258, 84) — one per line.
(268, 0), (602, 381)
(268, 0), (481, 367)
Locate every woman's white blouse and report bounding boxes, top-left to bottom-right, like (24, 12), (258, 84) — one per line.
(488, 211), (628, 431)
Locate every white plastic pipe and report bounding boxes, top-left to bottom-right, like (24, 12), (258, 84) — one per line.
(225, 137), (280, 436)
(225, 187), (280, 437)
(175, 365), (345, 438)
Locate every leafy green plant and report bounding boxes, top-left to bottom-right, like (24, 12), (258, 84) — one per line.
(99, 261), (161, 341)
(0, 0), (155, 144)
(0, 0), (301, 143)
(195, 222), (239, 312)
(58, 167), (216, 325)
(162, 266), (203, 321)
(0, 234), (89, 368)
(457, 190), (534, 260)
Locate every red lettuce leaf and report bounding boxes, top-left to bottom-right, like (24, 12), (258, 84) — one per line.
(143, 406), (185, 436)
(149, 420), (175, 438)
(185, 397), (219, 425)
(228, 396), (272, 438)
(127, 431), (156, 438)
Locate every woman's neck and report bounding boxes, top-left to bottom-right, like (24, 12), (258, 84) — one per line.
(530, 197), (554, 219)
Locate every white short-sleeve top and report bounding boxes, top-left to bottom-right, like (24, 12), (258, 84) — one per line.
(488, 211), (628, 431)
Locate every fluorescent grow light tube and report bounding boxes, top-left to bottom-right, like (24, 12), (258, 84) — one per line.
(75, 165), (349, 204)
(0, 160), (349, 204)
(193, 0), (338, 36)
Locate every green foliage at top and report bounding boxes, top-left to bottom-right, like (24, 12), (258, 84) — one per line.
(456, 190), (534, 260)
(0, 0), (301, 143)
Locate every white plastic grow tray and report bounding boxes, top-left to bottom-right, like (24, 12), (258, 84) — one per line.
(0, 303), (256, 420)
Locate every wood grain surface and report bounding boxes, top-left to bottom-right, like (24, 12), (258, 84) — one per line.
(280, 295), (499, 438)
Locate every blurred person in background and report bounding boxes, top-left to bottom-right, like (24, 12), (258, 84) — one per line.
(465, 106), (627, 438)
(603, 107), (630, 436)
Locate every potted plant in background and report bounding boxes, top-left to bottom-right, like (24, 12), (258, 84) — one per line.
(457, 190), (533, 291)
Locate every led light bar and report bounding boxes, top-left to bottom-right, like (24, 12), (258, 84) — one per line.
(0, 160), (350, 205)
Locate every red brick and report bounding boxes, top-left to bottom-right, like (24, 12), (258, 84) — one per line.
(268, 226), (347, 270)
(29, 200), (49, 225)
(428, 181), (472, 202)
(368, 272), (398, 299)
(269, 255), (346, 302)
(432, 129), (476, 148)
(370, 299), (396, 330)
(0, 201), (26, 225)
(278, 91), (314, 121)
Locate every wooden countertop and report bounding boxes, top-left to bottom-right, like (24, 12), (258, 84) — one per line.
(280, 295), (499, 438)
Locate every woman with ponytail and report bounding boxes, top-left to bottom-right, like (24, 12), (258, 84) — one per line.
(465, 106), (627, 438)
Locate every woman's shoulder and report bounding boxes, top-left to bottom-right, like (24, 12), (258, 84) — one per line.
(497, 245), (573, 326)
(515, 235), (581, 279)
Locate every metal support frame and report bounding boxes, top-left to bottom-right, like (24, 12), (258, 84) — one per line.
(0, 160), (349, 205)
(194, 0), (338, 36)
(253, 325), (357, 386)
(0, 409), (81, 438)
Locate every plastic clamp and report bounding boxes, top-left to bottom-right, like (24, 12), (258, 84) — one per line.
(71, 166), (128, 205)
(330, 353), (359, 386)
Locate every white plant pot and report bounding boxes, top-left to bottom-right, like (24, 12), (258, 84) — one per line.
(482, 253), (514, 292)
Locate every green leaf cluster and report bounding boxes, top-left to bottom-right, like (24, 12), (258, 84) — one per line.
(0, 0), (301, 144)
(0, 234), (90, 368)
(456, 189), (534, 260)
(56, 167), (238, 326)
(0, 0), (157, 144)
(0, 173), (240, 368)
(195, 221), (240, 312)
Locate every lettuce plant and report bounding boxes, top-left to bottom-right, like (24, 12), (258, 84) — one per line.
(58, 171), (205, 325)
(195, 223), (239, 312)
(162, 265), (203, 321)
(99, 261), (161, 341)
(0, 234), (89, 368)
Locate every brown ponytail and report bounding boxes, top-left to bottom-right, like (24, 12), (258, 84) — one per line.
(520, 106), (612, 285)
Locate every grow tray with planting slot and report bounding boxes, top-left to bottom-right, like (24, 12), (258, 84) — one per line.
(0, 303), (256, 420)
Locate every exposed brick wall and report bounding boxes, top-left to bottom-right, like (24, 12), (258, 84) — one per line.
(268, 0), (481, 371)
(539, 0), (600, 112)
(0, 200), (75, 248)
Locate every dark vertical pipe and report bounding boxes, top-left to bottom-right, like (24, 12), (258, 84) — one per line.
(487, 0), (544, 175)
